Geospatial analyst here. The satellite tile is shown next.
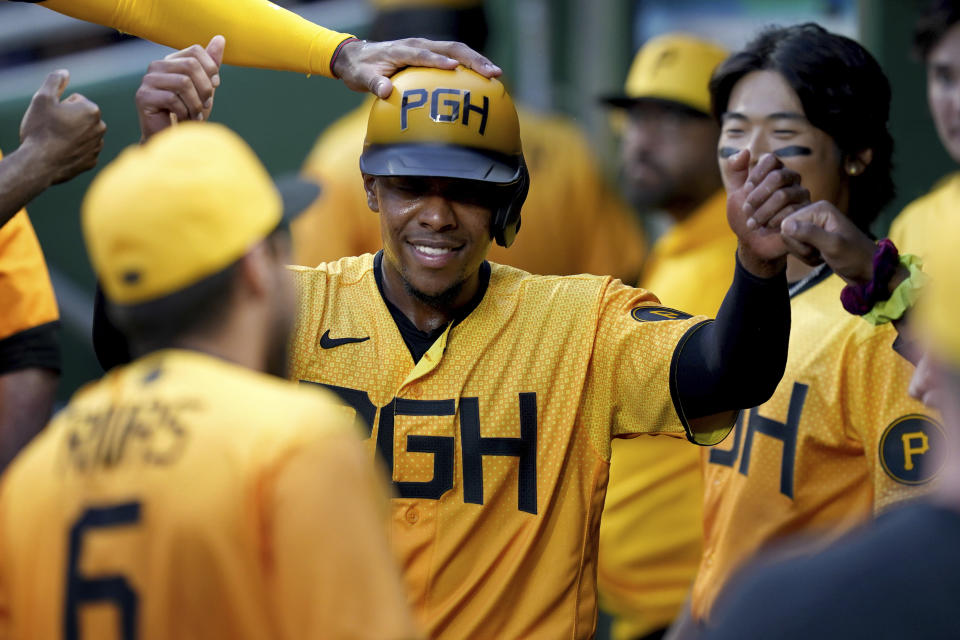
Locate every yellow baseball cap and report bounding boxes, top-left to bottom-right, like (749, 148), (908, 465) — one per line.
(601, 33), (728, 115)
(82, 122), (308, 306)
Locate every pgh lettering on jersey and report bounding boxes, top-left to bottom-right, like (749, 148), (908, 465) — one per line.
(692, 272), (943, 622)
(289, 252), (721, 640)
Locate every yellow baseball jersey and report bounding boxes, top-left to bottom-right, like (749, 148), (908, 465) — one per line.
(888, 171), (958, 277)
(0, 149), (60, 374)
(294, 101), (646, 281)
(0, 349), (419, 640)
(598, 190), (736, 639)
(692, 271), (944, 622)
(289, 253), (725, 639)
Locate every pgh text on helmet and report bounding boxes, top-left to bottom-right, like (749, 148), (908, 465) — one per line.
(360, 66), (529, 248)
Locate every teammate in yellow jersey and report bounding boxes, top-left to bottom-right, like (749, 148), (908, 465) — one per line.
(595, 34), (733, 640)
(677, 24), (943, 631)
(280, 64), (806, 638)
(702, 209), (960, 640)
(91, 49), (800, 638)
(0, 122), (420, 640)
(888, 0), (960, 272)
(294, 0), (645, 281)
(8, 0), (500, 97)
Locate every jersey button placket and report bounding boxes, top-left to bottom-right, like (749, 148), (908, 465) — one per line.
(405, 506), (419, 524)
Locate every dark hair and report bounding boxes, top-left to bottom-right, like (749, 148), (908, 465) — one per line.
(914, 0), (960, 61)
(709, 23), (894, 230)
(108, 227), (287, 356)
(108, 260), (242, 356)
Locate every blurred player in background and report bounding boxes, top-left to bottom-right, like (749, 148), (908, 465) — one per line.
(679, 23), (941, 634)
(0, 122), (419, 639)
(0, 71), (105, 470)
(294, 0), (647, 281)
(704, 211), (960, 640)
(888, 0), (960, 272)
(595, 34), (733, 640)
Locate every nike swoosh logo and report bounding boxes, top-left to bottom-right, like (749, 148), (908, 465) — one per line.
(320, 329), (370, 349)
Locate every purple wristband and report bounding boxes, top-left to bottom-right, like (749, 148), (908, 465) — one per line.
(840, 238), (899, 315)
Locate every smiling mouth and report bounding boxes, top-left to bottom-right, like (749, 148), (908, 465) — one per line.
(413, 244), (457, 256)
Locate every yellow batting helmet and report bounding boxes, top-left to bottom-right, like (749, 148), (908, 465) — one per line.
(360, 65), (529, 247)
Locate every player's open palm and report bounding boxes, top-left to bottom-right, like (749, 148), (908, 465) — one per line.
(136, 35), (225, 142)
(20, 69), (106, 185)
(724, 150), (809, 276)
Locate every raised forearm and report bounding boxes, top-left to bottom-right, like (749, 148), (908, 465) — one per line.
(0, 143), (54, 229)
(675, 256), (791, 417)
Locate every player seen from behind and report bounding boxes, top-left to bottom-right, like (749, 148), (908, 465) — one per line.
(0, 123), (420, 639)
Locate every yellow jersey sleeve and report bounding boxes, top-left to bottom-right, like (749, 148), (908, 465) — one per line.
(267, 428), (421, 640)
(0, 211), (58, 344)
(0, 148), (58, 348)
(37, 0), (354, 78)
(842, 325), (945, 512)
(581, 279), (708, 454)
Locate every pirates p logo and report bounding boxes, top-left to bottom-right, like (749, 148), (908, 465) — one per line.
(879, 415), (946, 485)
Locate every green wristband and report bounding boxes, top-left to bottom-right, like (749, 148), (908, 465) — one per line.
(862, 255), (928, 326)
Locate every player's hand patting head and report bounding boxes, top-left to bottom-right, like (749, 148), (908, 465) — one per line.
(332, 38), (501, 99)
(20, 69), (106, 186)
(136, 35), (225, 142)
(724, 150), (810, 277)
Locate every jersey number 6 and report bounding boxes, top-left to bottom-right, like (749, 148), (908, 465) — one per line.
(65, 502), (141, 640)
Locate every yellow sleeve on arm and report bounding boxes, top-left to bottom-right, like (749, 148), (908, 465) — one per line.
(37, 0), (354, 78)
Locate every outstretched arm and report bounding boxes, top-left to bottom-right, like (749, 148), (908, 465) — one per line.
(30, 0), (500, 95)
(0, 70), (106, 229)
(674, 152), (800, 437)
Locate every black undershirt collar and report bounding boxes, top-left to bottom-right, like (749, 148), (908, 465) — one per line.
(788, 264), (833, 299)
(373, 251), (491, 362)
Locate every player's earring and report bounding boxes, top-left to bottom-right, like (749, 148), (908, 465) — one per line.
(846, 163), (861, 176)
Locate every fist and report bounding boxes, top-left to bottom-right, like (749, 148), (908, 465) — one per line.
(20, 69), (106, 185)
(136, 35), (225, 141)
(724, 150), (809, 276)
(780, 201), (878, 285)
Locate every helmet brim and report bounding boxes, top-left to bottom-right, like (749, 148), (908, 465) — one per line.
(360, 143), (524, 185)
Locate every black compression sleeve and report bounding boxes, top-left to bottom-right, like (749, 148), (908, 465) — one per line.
(674, 255), (790, 419)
